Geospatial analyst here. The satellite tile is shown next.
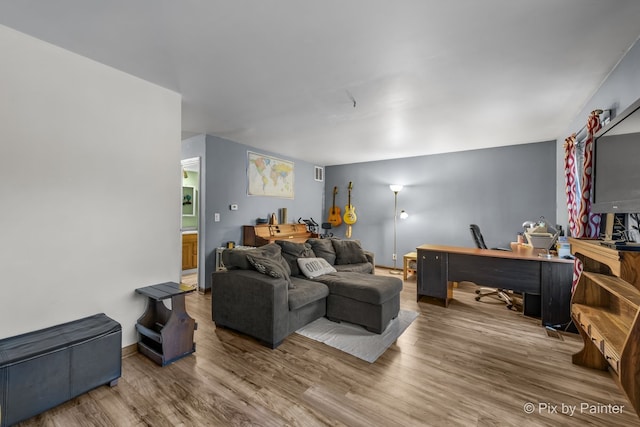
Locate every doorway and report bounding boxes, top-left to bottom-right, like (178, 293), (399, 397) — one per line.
(181, 157), (201, 288)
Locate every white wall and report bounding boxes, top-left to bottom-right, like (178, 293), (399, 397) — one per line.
(0, 25), (182, 346)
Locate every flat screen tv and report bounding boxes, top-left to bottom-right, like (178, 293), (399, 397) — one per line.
(592, 97), (640, 214)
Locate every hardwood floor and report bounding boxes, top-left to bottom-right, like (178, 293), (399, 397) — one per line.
(18, 270), (639, 426)
(181, 272), (198, 287)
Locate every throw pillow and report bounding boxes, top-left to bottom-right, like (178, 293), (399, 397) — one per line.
(332, 239), (369, 265)
(306, 238), (337, 265)
(222, 243), (289, 274)
(246, 253), (294, 289)
(297, 257), (337, 279)
(276, 240), (315, 277)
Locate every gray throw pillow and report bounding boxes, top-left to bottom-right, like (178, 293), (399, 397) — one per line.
(246, 253), (294, 289)
(332, 239), (369, 265)
(276, 240), (315, 276)
(223, 244), (290, 275)
(306, 238), (337, 265)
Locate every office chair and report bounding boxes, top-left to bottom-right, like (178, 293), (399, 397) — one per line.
(321, 222), (333, 238)
(469, 224), (516, 310)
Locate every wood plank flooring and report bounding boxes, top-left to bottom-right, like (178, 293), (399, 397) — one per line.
(17, 270), (640, 426)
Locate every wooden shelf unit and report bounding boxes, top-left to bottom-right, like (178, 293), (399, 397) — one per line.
(570, 238), (640, 416)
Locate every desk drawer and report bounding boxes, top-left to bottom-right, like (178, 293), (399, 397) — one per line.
(448, 253), (541, 294)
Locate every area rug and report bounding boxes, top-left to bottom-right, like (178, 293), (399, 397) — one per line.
(295, 310), (419, 363)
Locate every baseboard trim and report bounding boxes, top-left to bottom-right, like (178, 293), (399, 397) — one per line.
(122, 343), (138, 358)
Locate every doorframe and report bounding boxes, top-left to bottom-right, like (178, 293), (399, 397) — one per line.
(181, 157), (202, 290)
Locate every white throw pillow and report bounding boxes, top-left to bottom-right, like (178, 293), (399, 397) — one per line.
(297, 257), (337, 279)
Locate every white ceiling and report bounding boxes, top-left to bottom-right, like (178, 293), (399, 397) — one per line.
(2, 1), (640, 166)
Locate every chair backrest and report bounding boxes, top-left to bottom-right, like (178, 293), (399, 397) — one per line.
(469, 224), (488, 249)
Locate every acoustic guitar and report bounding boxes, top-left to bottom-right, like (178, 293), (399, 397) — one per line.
(343, 182), (357, 237)
(327, 186), (342, 227)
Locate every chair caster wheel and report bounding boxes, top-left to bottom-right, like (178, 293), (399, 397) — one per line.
(475, 290), (481, 294)
(475, 297), (481, 301)
(506, 304), (513, 310)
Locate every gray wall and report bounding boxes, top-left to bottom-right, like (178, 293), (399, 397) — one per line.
(326, 141), (557, 268)
(556, 37), (640, 230)
(199, 134), (324, 288)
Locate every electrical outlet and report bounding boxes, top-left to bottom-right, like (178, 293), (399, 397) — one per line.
(214, 213), (220, 222)
(392, 253), (397, 261)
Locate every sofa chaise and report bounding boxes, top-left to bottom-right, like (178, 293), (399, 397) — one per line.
(211, 238), (402, 348)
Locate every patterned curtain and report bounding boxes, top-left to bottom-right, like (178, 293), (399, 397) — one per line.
(565, 110), (603, 292)
(576, 112), (602, 238)
(563, 134), (579, 237)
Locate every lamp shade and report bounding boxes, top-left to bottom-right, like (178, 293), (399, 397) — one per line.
(389, 184), (403, 193)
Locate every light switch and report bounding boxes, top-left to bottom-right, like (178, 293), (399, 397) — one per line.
(230, 204), (238, 211)
(214, 213), (220, 222)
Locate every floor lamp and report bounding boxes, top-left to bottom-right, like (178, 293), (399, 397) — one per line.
(389, 184), (405, 275)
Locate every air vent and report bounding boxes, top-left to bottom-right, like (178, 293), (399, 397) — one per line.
(314, 166), (324, 182)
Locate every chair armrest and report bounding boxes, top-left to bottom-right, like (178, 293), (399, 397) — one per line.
(211, 269), (289, 347)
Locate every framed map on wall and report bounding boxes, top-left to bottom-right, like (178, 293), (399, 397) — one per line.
(247, 151), (294, 198)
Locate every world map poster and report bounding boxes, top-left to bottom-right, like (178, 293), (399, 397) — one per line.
(247, 151), (294, 198)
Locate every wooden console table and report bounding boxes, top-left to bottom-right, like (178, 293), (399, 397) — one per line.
(416, 244), (573, 327)
(135, 282), (197, 366)
(570, 238), (640, 416)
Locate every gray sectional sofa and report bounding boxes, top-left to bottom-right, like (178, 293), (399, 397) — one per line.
(211, 238), (403, 348)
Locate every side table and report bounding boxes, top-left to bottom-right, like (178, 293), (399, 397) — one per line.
(403, 251), (417, 280)
(135, 282), (197, 366)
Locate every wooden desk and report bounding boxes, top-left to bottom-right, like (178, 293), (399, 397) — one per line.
(416, 244), (573, 326)
(135, 282), (197, 366)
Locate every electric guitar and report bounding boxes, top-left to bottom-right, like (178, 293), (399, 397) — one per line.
(343, 182), (357, 237)
(327, 186), (342, 227)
